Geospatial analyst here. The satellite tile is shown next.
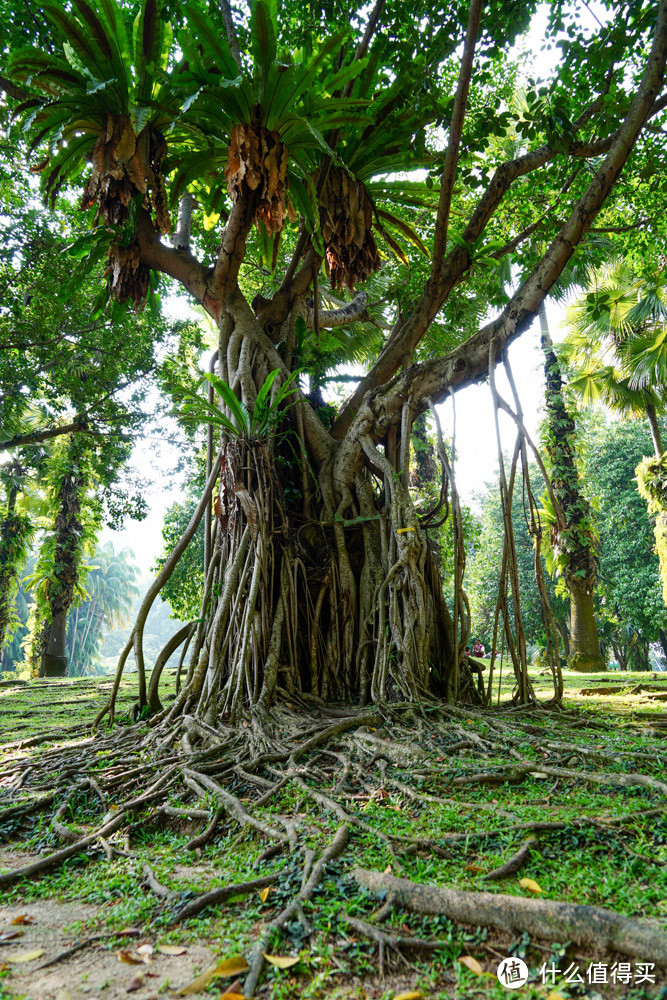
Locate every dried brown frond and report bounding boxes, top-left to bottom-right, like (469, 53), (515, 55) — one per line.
(104, 237), (150, 308)
(81, 113), (170, 306)
(320, 168), (381, 291)
(225, 121), (288, 236)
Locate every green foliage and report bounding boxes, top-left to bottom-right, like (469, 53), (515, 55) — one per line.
(155, 456), (205, 622)
(636, 450), (667, 611)
(174, 370), (299, 441)
(563, 260), (667, 424)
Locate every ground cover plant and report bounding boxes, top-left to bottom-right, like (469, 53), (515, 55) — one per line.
(0, 670), (666, 998)
(2, 0), (667, 997)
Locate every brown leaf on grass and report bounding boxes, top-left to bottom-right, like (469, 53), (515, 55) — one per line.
(259, 886), (271, 903)
(263, 954), (300, 969)
(5, 949), (44, 963)
(175, 956), (249, 995)
(118, 949), (143, 965)
(458, 955), (483, 975)
(126, 971), (144, 993)
(0, 930), (23, 942)
(464, 864), (484, 873)
(11, 915), (36, 925)
(394, 992), (425, 1000)
(157, 944), (187, 956)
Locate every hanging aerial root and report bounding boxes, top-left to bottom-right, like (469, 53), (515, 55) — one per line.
(352, 868), (667, 964)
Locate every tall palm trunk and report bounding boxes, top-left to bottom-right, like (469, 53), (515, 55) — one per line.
(540, 302), (604, 673)
(645, 402), (664, 458)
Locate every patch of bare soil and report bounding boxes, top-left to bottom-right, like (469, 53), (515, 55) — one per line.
(0, 900), (214, 1000)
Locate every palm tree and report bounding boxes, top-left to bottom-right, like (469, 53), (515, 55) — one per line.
(562, 260), (667, 609)
(67, 543), (139, 675)
(539, 304), (604, 672)
(563, 260), (667, 457)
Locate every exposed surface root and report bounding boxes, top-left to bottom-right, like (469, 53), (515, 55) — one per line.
(2, 699), (667, 994)
(352, 868), (667, 963)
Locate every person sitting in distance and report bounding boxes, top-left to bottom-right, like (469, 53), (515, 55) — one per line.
(472, 639), (485, 657)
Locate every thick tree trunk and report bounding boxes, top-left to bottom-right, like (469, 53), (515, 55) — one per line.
(42, 609), (68, 677)
(568, 581), (604, 673)
(139, 300), (476, 728)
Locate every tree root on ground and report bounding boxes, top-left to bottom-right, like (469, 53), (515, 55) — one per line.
(352, 868), (667, 963)
(1, 700), (667, 995)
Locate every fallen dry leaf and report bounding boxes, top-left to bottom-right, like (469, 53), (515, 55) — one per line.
(175, 955), (249, 996)
(126, 971), (144, 993)
(263, 953), (300, 969)
(157, 944), (187, 956)
(11, 915), (35, 926)
(458, 955), (483, 975)
(0, 930), (23, 942)
(118, 949), (143, 965)
(259, 886), (271, 903)
(221, 980), (243, 997)
(5, 949), (44, 963)
(393, 992), (425, 1000)
(464, 864), (484, 873)
(519, 877), (544, 894)
(137, 943), (154, 963)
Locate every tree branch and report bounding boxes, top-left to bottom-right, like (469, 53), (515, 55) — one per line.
(334, 0), (667, 477)
(330, 82), (667, 441)
(430, 0), (483, 280)
(304, 291), (370, 328)
(218, 0), (242, 69)
(136, 210), (210, 309)
(0, 418), (86, 452)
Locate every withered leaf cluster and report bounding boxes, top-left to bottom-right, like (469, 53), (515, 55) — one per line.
(225, 122), (289, 235)
(81, 113), (169, 306)
(320, 168), (381, 291)
(105, 238), (151, 307)
(81, 113), (170, 232)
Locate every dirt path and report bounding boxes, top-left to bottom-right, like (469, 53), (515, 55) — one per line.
(0, 899), (214, 1000)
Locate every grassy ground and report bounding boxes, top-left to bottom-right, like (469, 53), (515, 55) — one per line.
(0, 667), (666, 1000)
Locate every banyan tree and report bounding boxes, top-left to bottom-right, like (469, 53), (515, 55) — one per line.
(8, 0), (667, 724)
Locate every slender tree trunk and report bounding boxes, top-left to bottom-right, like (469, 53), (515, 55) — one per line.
(645, 402), (664, 458)
(539, 302), (605, 673)
(659, 628), (667, 665)
(41, 442), (87, 679)
(554, 617), (570, 659)
(0, 483), (20, 654)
